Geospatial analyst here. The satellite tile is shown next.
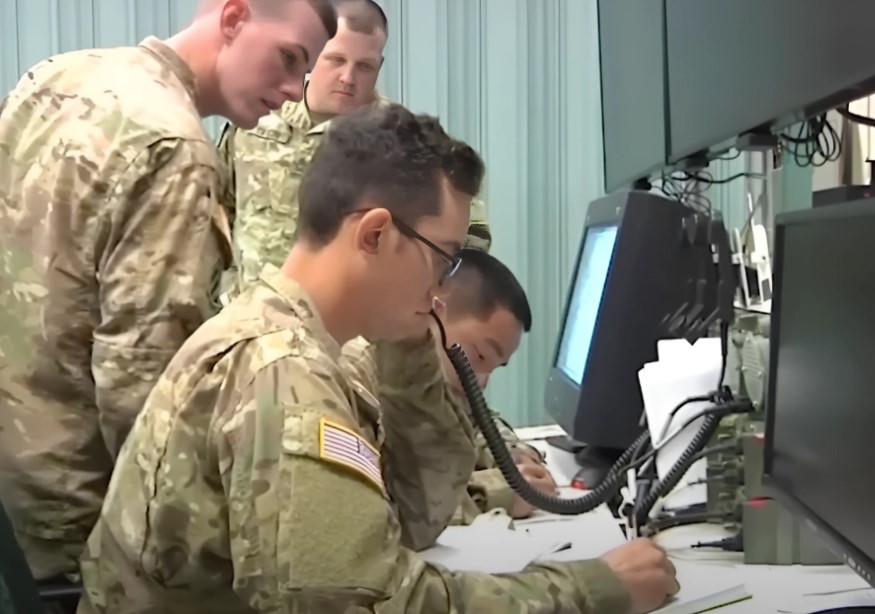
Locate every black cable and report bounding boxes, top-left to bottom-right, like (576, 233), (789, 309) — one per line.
(692, 531), (744, 552)
(681, 171), (765, 185)
(630, 399), (754, 530)
(658, 172), (711, 214)
(618, 404), (740, 478)
(838, 105), (875, 129)
(654, 394), (715, 450)
(433, 311), (634, 515)
(779, 114), (842, 168)
(717, 321), (730, 390)
(688, 442), (737, 464)
(632, 414), (723, 529)
(643, 511), (728, 535)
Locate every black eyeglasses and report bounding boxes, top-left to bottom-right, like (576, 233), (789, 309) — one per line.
(390, 215), (461, 285)
(345, 208), (462, 284)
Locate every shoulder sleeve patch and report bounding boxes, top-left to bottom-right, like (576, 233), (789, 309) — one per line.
(318, 418), (384, 493)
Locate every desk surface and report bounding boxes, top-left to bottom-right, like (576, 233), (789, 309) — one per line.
(514, 427), (875, 613)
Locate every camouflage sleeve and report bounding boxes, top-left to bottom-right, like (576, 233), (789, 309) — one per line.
(451, 410), (548, 522)
(464, 196), (491, 252)
(479, 409), (546, 466)
(341, 336), (478, 552)
(92, 138), (227, 457)
(225, 357), (631, 614)
(216, 118), (303, 302)
(215, 122), (237, 224)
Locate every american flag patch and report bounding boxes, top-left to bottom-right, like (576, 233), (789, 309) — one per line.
(319, 419), (383, 492)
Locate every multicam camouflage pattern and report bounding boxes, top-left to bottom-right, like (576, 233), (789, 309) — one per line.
(215, 99), (327, 301)
(340, 336), (479, 552)
(0, 37), (230, 579)
(451, 409), (549, 525)
(215, 95), (493, 303)
(78, 269), (630, 614)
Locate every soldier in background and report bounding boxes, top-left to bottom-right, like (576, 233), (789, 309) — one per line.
(0, 0), (336, 582)
(436, 249), (561, 524)
(343, 249), (561, 550)
(79, 103), (678, 614)
(216, 0), (491, 304)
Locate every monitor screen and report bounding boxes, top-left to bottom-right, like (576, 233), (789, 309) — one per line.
(546, 192), (706, 450)
(556, 224), (619, 384)
(766, 202), (875, 582)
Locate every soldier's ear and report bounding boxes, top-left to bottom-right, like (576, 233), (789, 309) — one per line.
(353, 208), (391, 256)
(219, 0), (250, 41)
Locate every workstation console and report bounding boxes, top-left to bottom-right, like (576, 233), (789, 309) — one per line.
(526, 4), (875, 610)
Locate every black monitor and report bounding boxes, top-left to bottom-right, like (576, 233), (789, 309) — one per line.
(764, 199), (875, 594)
(545, 191), (717, 472)
(666, 0), (875, 162)
(598, 0), (668, 192)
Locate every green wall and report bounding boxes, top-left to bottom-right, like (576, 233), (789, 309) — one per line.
(0, 0), (607, 427)
(374, 0), (606, 426)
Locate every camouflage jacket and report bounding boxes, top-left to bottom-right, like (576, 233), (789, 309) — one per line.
(215, 95), (492, 303)
(78, 270), (629, 614)
(0, 36), (230, 579)
(452, 409), (548, 525)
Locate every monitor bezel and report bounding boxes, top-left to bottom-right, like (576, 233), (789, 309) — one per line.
(545, 194), (627, 438)
(763, 199), (875, 591)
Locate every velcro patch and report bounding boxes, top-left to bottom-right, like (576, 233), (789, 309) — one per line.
(319, 418), (383, 492)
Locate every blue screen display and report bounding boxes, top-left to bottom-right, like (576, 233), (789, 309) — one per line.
(556, 225), (619, 384)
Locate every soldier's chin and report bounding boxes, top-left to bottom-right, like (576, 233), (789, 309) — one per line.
(234, 115), (259, 131)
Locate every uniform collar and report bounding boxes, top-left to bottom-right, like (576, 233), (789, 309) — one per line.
(258, 265), (342, 361)
(278, 84), (391, 136)
(138, 37), (198, 100)
(277, 98), (316, 133)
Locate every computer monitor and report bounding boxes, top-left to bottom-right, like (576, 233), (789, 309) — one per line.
(598, 0), (668, 192)
(545, 191), (718, 465)
(666, 0), (875, 163)
(764, 199), (875, 591)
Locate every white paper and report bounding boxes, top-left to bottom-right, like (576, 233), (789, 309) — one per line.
(638, 339), (722, 510)
(656, 337), (722, 364)
(419, 502), (625, 574)
(420, 526), (569, 574)
(737, 564), (875, 613)
(651, 560), (749, 614)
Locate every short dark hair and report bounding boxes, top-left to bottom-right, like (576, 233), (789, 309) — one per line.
(298, 103), (485, 245)
(304, 0), (339, 38)
(447, 249), (532, 332)
(250, 0), (338, 39)
(336, 0), (388, 37)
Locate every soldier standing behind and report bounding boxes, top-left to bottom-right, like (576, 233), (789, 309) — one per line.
(79, 103), (679, 614)
(0, 0), (336, 582)
(216, 0), (491, 304)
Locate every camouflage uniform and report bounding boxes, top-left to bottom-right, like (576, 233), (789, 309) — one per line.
(452, 408), (549, 525)
(0, 37), (231, 579)
(77, 269), (630, 614)
(215, 94), (492, 303)
(215, 95), (510, 548)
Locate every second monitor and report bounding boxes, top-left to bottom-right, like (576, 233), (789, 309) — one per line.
(545, 191), (720, 483)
